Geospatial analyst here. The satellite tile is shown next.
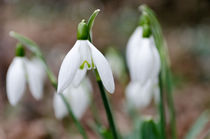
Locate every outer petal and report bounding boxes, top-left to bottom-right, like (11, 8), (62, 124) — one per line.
(135, 38), (154, 84)
(89, 41), (115, 93)
(53, 93), (68, 119)
(125, 81), (153, 109)
(57, 41), (81, 93)
(6, 57), (26, 106)
(26, 58), (46, 100)
(72, 69), (87, 87)
(126, 27), (143, 69)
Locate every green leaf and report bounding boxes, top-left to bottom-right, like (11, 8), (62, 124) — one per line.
(141, 118), (160, 139)
(87, 9), (100, 33)
(90, 123), (114, 139)
(9, 31), (42, 57)
(87, 9), (100, 41)
(185, 112), (209, 139)
(124, 119), (142, 139)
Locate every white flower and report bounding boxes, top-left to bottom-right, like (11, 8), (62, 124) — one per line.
(125, 26), (161, 109)
(105, 48), (126, 81)
(57, 40), (115, 94)
(125, 79), (160, 109)
(126, 81), (153, 109)
(126, 27), (160, 84)
(53, 78), (92, 119)
(6, 57), (46, 106)
(25, 58), (46, 100)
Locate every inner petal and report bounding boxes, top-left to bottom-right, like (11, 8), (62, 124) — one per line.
(79, 41), (93, 70)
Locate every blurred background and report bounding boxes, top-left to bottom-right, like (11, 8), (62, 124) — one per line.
(0, 0), (210, 138)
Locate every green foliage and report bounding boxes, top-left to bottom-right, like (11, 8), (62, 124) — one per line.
(10, 31), (42, 58)
(141, 119), (160, 139)
(185, 112), (209, 139)
(87, 9), (100, 42)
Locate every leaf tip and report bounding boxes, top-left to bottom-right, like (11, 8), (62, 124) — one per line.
(95, 9), (100, 13)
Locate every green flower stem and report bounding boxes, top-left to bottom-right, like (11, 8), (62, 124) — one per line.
(158, 72), (166, 139)
(86, 9), (119, 139)
(90, 95), (101, 126)
(61, 93), (88, 139)
(9, 31), (88, 139)
(39, 57), (88, 139)
(94, 69), (119, 139)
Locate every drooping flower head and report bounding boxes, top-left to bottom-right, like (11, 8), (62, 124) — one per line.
(6, 44), (46, 106)
(54, 78), (92, 119)
(57, 19), (115, 94)
(125, 14), (161, 109)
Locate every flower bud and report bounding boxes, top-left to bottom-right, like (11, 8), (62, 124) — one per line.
(77, 20), (89, 40)
(15, 43), (25, 57)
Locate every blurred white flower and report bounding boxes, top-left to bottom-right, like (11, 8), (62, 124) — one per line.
(126, 81), (152, 109)
(105, 48), (126, 82)
(57, 40), (115, 94)
(126, 27), (160, 84)
(126, 79), (160, 109)
(125, 26), (161, 109)
(54, 78), (92, 120)
(6, 57), (46, 106)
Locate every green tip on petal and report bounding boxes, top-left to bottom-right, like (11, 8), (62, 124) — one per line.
(15, 43), (25, 57)
(77, 20), (89, 40)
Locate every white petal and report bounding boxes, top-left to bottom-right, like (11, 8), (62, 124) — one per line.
(125, 81), (153, 109)
(26, 58), (46, 100)
(64, 84), (91, 119)
(89, 41), (115, 93)
(72, 69), (87, 87)
(57, 41), (81, 93)
(6, 57), (26, 106)
(135, 38), (154, 84)
(151, 41), (161, 78)
(126, 27), (143, 69)
(53, 93), (68, 119)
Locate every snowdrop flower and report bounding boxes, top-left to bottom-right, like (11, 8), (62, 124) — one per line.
(125, 26), (161, 109)
(126, 27), (160, 84)
(6, 44), (46, 106)
(54, 78), (92, 119)
(57, 20), (115, 94)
